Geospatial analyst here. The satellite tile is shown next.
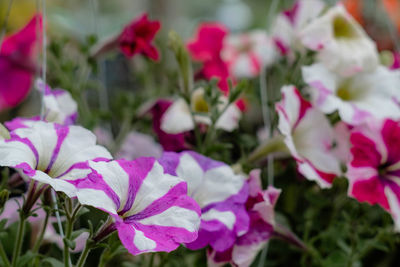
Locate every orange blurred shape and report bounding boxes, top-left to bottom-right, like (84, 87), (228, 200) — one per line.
(382, 0), (400, 32)
(343, 0), (364, 24)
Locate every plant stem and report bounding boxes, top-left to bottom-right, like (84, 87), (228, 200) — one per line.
(32, 207), (50, 253)
(148, 253), (156, 267)
(75, 240), (92, 267)
(0, 241), (10, 267)
(63, 198), (74, 267)
(11, 214), (26, 267)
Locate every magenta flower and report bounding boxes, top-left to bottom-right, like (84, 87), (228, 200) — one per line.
(347, 119), (400, 231)
(75, 158), (201, 255)
(147, 99), (189, 152)
(159, 151), (249, 252)
(0, 14), (42, 111)
(187, 23), (231, 94)
(119, 13), (161, 61)
(207, 169), (281, 267)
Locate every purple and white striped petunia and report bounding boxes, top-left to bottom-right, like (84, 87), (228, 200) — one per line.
(74, 158), (201, 255)
(0, 120), (112, 197)
(276, 85), (341, 188)
(158, 151), (249, 252)
(347, 119), (400, 231)
(36, 79), (78, 125)
(207, 169), (281, 267)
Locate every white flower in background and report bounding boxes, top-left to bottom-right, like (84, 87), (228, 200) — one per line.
(271, 0), (325, 55)
(36, 79), (78, 125)
(302, 63), (400, 125)
(161, 88), (241, 134)
(275, 85), (341, 188)
(300, 4), (379, 76)
(222, 30), (277, 78)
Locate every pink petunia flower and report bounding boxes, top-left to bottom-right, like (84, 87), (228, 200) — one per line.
(159, 151), (249, 252)
(207, 169), (281, 267)
(0, 14), (42, 111)
(187, 23), (231, 94)
(146, 99), (189, 152)
(222, 30), (277, 78)
(347, 119), (400, 231)
(75, 158), (201, 255)
(187, 22), (247, 110)
(271, 0), (325, 56)
(119, 13), (161, 60)
(275, 85), (341, 188)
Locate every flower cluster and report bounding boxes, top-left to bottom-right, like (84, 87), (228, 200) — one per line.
(1, 1), (400, 266)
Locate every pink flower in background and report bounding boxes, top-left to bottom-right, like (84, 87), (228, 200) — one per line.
(159, 151), (249, 252)
(187, 22), (228, 62)
(75, 158), (201, 255)
(0, 14), (42, 111)
(222, 30), (277, 78)
(147, 99), (189, 152)
(276, 85), (341, 188)
(347, 119), (400, 231)
(187, 23), (231, 94)
(300, 4), (379, 76)
(271, 0), (325, 55)
(116, 131), (163, 160)
(302, 63), (400, 125)
(187, 23), (247, 110)
(208, 169), (281, 267)
(119, 13), (161, 60)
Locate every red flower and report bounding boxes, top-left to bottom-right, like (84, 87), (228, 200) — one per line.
(118, 13), (161, 61)
(0, 14), (41, 111)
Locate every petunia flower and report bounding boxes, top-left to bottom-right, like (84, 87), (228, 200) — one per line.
(302, 63), (400, 125)
(0, 196), (88, 252)
(271, 0), (325, 56)
(160, 88), (241, 134)
(118, 13), (161, 60)
(0, 120), (112, 200)
(187, 23), (231, 94)
(222, 30), (277, 78)
(347, 119), (400, 231)
(207, 169), (281, 267)
(158, 151), (249, 252)
(299, 4), (379, 76)
(91, 13), (161, 61)
(145, 99), (189, 151)
(35, 79), (78, 125)
(74, 158), (201, 255)
(0, 14), (41, 111)
(275, 85), (341, 188)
